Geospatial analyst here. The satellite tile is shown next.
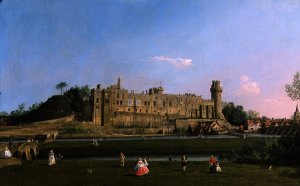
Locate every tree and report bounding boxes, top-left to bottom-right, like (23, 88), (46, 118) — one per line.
(0, 111), (8, 116)
(285, 72), (300, 101)
(247, 110), (260, 120)
(222, 102), (247, 126)
(56, 82), (68, 95)
(79, 85), (91, 98)
(10, 103), (26, 116)
(28, 101), (43, 112)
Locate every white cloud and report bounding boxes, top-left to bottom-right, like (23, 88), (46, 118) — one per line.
(151, 56), (193, 69)
(236, 76), (261, 96)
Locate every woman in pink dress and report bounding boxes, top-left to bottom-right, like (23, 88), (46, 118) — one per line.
(134, 158), (149, 176)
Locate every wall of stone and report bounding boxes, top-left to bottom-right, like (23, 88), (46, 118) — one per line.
(111, 113), (168, 128)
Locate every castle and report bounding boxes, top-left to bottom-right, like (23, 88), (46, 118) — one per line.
(91, 78), (230, 133)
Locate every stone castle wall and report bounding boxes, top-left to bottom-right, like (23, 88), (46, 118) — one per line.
(91, 78), (225, 128)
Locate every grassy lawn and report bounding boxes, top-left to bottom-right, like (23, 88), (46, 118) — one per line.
(1, 160), (299, 186)
(38, 138), (262, 158)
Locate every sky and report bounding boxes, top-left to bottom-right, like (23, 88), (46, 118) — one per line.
(1, 0), (300, 118)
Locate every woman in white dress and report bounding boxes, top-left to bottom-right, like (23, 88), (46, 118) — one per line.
(48, 150), (56, 166)
(134, 158), (149, 176)
(3, 146), (12, 158)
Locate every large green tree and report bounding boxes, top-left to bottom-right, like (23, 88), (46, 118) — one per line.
(285, 72), (300, 101)
(222, 102), (247, 126)
(56, 82), (68, 95)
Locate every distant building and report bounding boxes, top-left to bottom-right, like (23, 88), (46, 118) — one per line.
(294, 104), (300, 123)
(90, 78), (230, 133)
(246, 119), (261, 132)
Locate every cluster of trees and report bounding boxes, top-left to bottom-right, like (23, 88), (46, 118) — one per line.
(222, 102), (267, 127)
(0, 82), (92, 125)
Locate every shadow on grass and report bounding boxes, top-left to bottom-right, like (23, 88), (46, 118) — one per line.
(125, 173), (136, 177)
(278, 169), (300, 179)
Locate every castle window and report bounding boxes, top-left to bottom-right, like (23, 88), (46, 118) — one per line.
(128, 99), (133, 106)
(153, 101), (156, 106)
(105, 99), (109, 103)
(169, 102), (172, 106)
(117, 100), (119, 105)
(128, 108), (130, 112)
(117, 94), (119, 98)
(163, 101), (165, 106)
(144, 101), (147, 106)
(146, 109), (148, 113)
(140, 109), (142, 112)
(136, 99), (141, 106)
(120, 101), (123, 105)
(122, 94), (124, 99)
(154, 110), (156, 112)
(96, 98), (99, 103)
(96, 106), (99, 109)
(148, 101), (150, 106)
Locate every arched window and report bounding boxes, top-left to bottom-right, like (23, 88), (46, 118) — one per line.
(128, 99), (133, 106)
(136, 99), (141, 106)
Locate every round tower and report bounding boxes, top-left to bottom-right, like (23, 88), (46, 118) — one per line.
(210, 80), (225, 120)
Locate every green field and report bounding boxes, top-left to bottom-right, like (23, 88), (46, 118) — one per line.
(38, 138), (263, 158)
(1, 160), (299, 186)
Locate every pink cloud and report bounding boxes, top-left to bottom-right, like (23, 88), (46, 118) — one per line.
(236, 76), (261, 96)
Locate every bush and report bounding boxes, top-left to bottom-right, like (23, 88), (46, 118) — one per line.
(235, 137), (278, 164)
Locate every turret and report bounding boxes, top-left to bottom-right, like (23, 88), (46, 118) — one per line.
(117, 77), (121, 89)
(92, 84), (102, 125)
(210, 80), (225, 120)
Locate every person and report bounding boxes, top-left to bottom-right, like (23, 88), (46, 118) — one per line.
(209, 155), (217, 173)
(3, 146), (12, 158)
(57, 153), (63, 160)
(120, 152), (126, 167)
(134, 158), (149, 176)
(143, 157), (149, 168)
(168, 155), (173, 161)
(93, 139), (99, 146)
(48, 150), (56, 166)
(216, 162), (222, 173)
(8, 136), (13, 148)
(181, 154), (188, 171)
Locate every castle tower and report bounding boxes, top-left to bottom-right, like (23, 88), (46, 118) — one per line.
(117, 77), (121, 89)
(92, 84), (102, 125)
(210, 80), (225, 120)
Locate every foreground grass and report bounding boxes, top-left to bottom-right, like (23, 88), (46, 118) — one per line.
(38, 138), (262, 158)
(1, 160), (299, 186)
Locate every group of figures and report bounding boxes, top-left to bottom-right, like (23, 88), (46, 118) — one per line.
(120, 152), (149, 176)
(209, 155), (221, 173)
(119, 152), (221, 176)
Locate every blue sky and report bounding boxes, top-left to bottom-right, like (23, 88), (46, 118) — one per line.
(1, 0), (300, 118)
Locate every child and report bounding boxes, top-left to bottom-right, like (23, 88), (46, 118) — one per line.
(216, 162), (221, 173)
